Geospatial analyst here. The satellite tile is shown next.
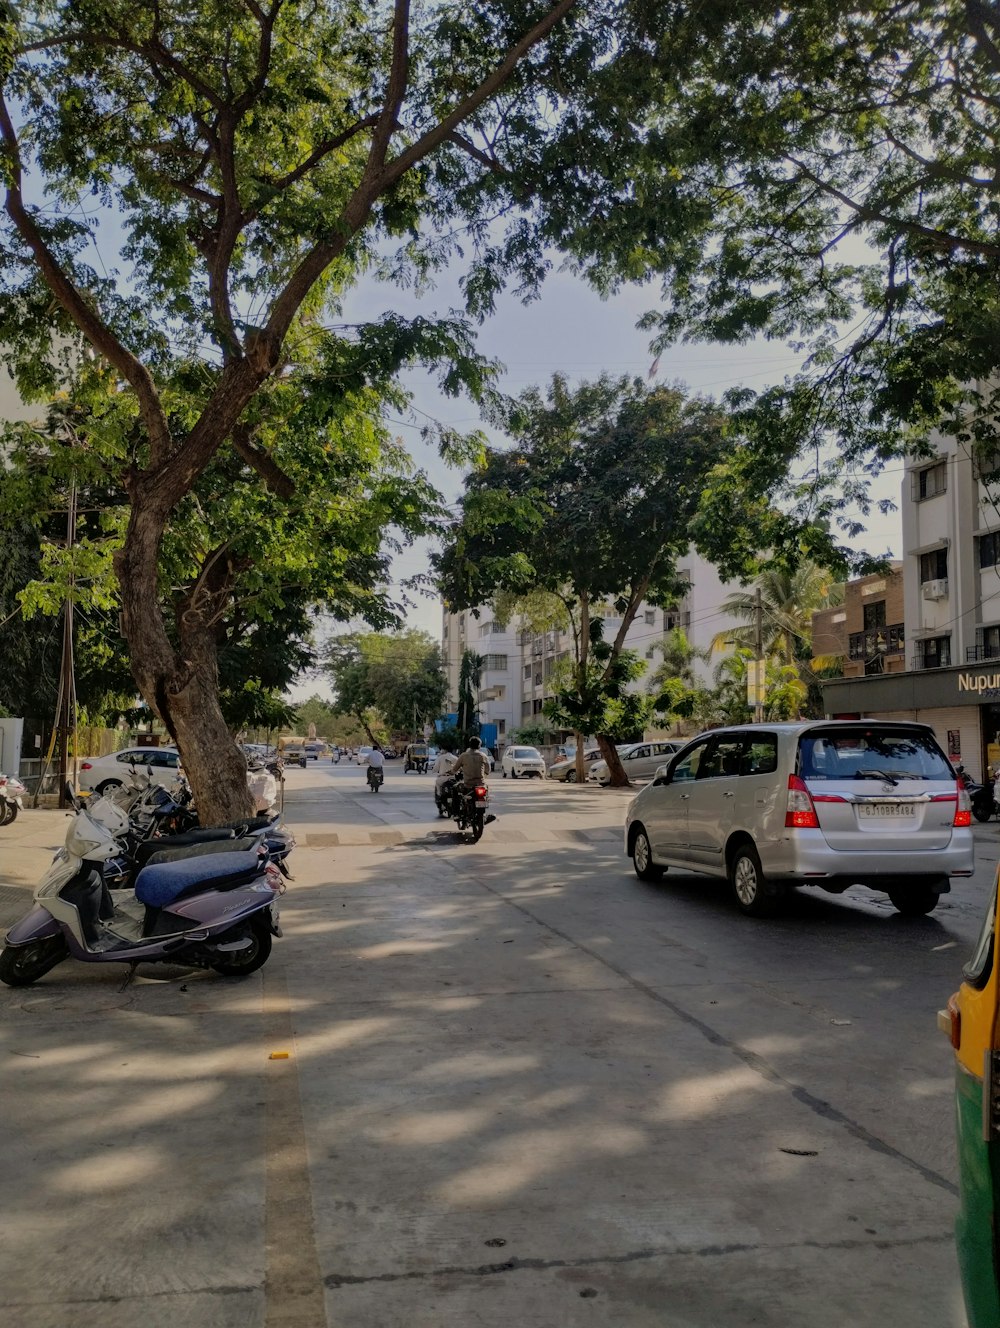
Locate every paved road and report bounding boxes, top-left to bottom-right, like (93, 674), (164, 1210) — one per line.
(1, 762), (995, 1326)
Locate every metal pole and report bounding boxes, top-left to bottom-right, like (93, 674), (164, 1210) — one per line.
(57, 482), (77, 806)
(753, 586), (764, 724)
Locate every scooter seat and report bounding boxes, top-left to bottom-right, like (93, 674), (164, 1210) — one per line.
(144, 836), (261, 867)
(134, 828), (235, 868)
(204, 814), (277, 834)
(135, 850), (264, 908)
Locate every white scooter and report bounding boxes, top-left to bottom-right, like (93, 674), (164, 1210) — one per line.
(0, 773), (27, 825)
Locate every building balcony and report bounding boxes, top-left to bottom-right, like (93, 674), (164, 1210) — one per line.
(910, 653), (951, 671)
(847, 625), (904, 662)
(967, 644), (1000, 662)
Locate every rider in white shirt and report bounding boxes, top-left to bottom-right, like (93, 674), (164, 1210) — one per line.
(432, 748), (457, 799)
(365, 748), (386, 770)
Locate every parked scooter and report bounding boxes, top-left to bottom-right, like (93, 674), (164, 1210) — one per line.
(0, 773), (27, 826)
(0, 783), (283, 987)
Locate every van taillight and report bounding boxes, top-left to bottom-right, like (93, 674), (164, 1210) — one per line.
(785, 774), (820, 829)
(955, 781), (972, 827)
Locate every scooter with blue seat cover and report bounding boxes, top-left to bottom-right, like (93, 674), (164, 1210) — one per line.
(0, 784), (284, 987)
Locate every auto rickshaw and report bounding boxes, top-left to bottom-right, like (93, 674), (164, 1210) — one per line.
(403, 741), (429, 773)
(940, 861), (1000, 1326)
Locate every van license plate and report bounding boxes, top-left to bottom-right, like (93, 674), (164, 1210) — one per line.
(859, 804), (915, 818)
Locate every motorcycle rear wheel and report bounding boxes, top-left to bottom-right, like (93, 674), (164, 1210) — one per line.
(0, 935), (69, 986)
(210, 922), (272, 976)
(471, 809), (485, 842)
(973, 801), (995, 823)
(0, 799), (15, 826)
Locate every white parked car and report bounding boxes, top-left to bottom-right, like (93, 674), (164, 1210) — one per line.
(78, 746), (182, 795)
(589, 740), (683, 786)
(500, 745), (547, 779)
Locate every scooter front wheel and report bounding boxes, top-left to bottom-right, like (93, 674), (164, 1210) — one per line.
(0, 799), (16, 826)
(210, 922), (272, 977)
(0, 935), (69, 986)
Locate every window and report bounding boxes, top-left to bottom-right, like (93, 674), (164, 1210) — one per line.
(863, 600), (886, 631)
(665, 612), (679, 632)
(498, 719), (506, 735)
(483, 654), (508, 670)
(492, 685), (506, 699)
(532, 698), (544, 714)
(118, 750), (150, 764)
(744, 737), (778, 775)
(980, 532), (1000, 570)
(698, 736), (747, 780)
(981, 625), (1000, 659)
(479, 622), (494, 638)
(625, 746), (650, 760)
(670, 739), (711, 782)
(919, 548), (948, 582)
(523, 663), (532, 679)
(149, 751), (180, 767)
(644, 609), (656, 625)
(645, 647), (656, 659)
(914, 460), (947, 500)
(917, 635), (951, 669)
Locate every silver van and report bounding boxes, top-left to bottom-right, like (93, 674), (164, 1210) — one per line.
(624, 721), (974, 917)
(590, 740), (683, 785)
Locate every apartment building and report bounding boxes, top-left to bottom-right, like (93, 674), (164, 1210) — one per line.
(821, 430), (1000, 777)
(440, 550), (744, 743)
(812, 565), (905, 678)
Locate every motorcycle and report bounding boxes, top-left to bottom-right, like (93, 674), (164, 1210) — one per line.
(0, 782), (283, 987)
(971, 780), (999, 823)
(451, 779), (493, 842)
(0, 773), (27, 826)
(367, 765), (384, 793)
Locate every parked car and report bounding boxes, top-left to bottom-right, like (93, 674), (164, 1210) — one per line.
(589, 741), (682, 785)
(78, 746), (182, 794)
(548, 748), (603, 783)
(303, 741), (326, 760)
(500, 745), (547, 779)
(354, 746), (374, 765)
(624, 720), (974, 917)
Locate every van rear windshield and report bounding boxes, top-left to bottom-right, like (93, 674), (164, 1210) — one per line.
(798, 728), (954, 781)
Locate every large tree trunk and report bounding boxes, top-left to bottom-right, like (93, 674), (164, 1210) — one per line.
(114, 500), (255, 826)
(597, 734), (629, 787)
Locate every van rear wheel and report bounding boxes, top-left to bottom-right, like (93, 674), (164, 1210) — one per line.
(730, 844), (782, 917)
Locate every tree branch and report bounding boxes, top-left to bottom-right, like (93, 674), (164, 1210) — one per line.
(246, 113), (380, 215)
(367, 0), (411, 174)
(787, 156), (1000, 257)
(0, 92), (173, 464)
(381, 0), (578, 191)
(230, 424), (296, 498)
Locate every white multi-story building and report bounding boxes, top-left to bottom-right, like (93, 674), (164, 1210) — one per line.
(440, 549), (744, 744)
(821, 427), (1000, 778)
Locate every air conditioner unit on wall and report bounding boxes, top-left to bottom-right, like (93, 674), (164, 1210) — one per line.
(922, 578), (948, 600)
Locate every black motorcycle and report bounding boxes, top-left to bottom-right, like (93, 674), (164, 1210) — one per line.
(451, 779), (492, 842)
(971, 781), (998, 823)
(367, 766), (384, 794)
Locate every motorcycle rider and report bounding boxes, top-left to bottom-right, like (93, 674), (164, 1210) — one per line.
(364, 746), (385, 789)
(455, 736), (490, 788)
(432, 747), (458, 812)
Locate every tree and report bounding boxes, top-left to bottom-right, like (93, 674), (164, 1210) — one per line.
(646, 627), (710, 735)
(557, 1), (1000, 567)
(437, 376), (727, 785)
(0, 0), (691, 819)
(1, 373), (436, 810)
(710, 562), (843, 715)
(456, 650), (483, 736)
(325, 630), (447, 743)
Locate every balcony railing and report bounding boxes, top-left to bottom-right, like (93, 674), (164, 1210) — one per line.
(967, 644), (1000, 662)
(847, 624), (904, 661)
(910, 652), (952, 671)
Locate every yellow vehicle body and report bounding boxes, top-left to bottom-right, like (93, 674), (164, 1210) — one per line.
(943, 862), (1000, 1327)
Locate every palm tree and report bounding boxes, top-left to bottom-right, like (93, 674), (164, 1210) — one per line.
(711, 563), (844, 668)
